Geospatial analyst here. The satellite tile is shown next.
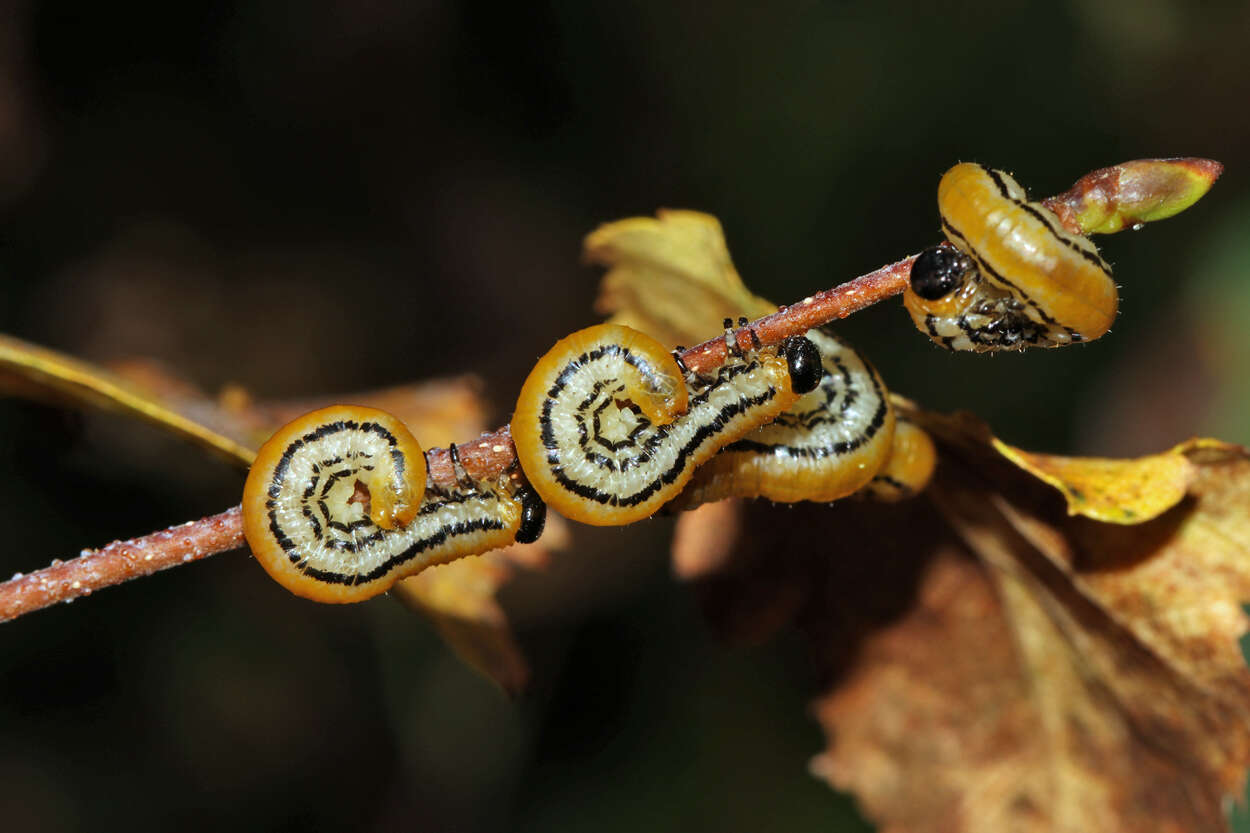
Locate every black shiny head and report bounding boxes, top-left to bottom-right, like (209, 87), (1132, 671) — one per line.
(910, 245), (971, 301)
(515, 485), (547, 544)
(781, 335), (822, 394)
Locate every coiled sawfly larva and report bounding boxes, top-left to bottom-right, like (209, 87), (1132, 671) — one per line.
(242, 405), (545, 603)
(674, 330), (897, 505)
(510, 322), (821, 526)
(904, 162), (1118, 352)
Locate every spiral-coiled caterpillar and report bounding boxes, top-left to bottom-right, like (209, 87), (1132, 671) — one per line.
(672, 330), (936, 508)
(904, 162), (1118, 352)
(674, 329), (895, 505)
(510, 322), (822, 526)
(242, 405), (545, 603)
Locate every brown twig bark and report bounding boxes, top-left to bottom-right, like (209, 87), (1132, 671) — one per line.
(0, 507), (244, 622)
(0, 157), (1220, 623)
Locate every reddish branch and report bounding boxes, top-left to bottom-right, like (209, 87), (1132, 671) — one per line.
(0, 158), (1221, 623)
(0, 507), (243, 622)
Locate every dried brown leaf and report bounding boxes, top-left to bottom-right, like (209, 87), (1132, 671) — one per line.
(679, 410), (1250, 832)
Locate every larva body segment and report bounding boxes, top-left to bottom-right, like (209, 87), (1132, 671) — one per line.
(904, 162), (1118, 352)
(242, 405), (526, 603)
(861, 417), (937, 502)
(511, 323), (809, 526)
(674, 330), (896, 506)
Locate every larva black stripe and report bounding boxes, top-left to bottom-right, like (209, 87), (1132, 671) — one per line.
(539, 345), (677, 465)
(724, 346), (888, 459)
(293, 517), (509, 586)
(538, 345), (782, 501)
(1016, 201), (1111, 271)
(874, 474), (908, 488)
(549, 386), (780, 507)
(982, 164), (1014, 200)
(417, 489), (477, 511)
(271, 419), (401, 494)
(980, 165), (1110, 273)
(941, 215), (1063, 328)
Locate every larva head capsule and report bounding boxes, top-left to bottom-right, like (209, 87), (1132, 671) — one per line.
(909, 245), (974, 301)
(781, 335), (823, 394)
(515, 484), (547, 544)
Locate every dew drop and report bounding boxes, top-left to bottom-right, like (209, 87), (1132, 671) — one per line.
(10, 572), (23, 580)
(1131, 222), (1145, 231)
(49, 559), (63, 568)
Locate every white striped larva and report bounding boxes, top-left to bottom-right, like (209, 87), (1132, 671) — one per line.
(242, 405), (545, 603)
(904, 162), (1118, 352)
(510, 322), (821, 526)
(674, 329), (898, 506)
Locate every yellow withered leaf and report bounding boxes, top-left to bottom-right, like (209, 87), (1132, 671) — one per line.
(992, 436), (1238, 524)
(0, 333), (256, 465)
(586, 209), (774, 346)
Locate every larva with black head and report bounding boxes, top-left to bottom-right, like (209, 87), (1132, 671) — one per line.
(904, 162), (1118, 352)
(511, 322), (820, 526)
(242, 405), (544, 603)
(673, 329), (900, 506)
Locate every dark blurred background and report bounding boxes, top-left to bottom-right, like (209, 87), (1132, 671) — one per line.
(1, 1), (1248, 831)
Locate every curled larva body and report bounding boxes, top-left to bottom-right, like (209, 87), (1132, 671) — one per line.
(904, 162), (1118, 352)
(242, 405), (529, 603)
(674, 330), (896, 506)
(511, 323), (814, 526)
(861, 417), (937, 502)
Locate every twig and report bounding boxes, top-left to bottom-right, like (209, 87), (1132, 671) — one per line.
(0, 158), (1222, 622)
(0, 507), (244, 622)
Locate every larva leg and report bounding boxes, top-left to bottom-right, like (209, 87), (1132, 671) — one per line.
(511, 323), (820, 526)
(242, 405), (543, 603)
(860, 417), (937, 501)
(674, 329), (896, 507)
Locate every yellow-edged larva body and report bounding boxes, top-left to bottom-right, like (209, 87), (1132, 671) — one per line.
(674, 330), (896, 506)
(861, 417), (937, 502)
(511, 323), (816, 526)
(904, 162), (1117, 352)
(242, 405), (527, 603)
